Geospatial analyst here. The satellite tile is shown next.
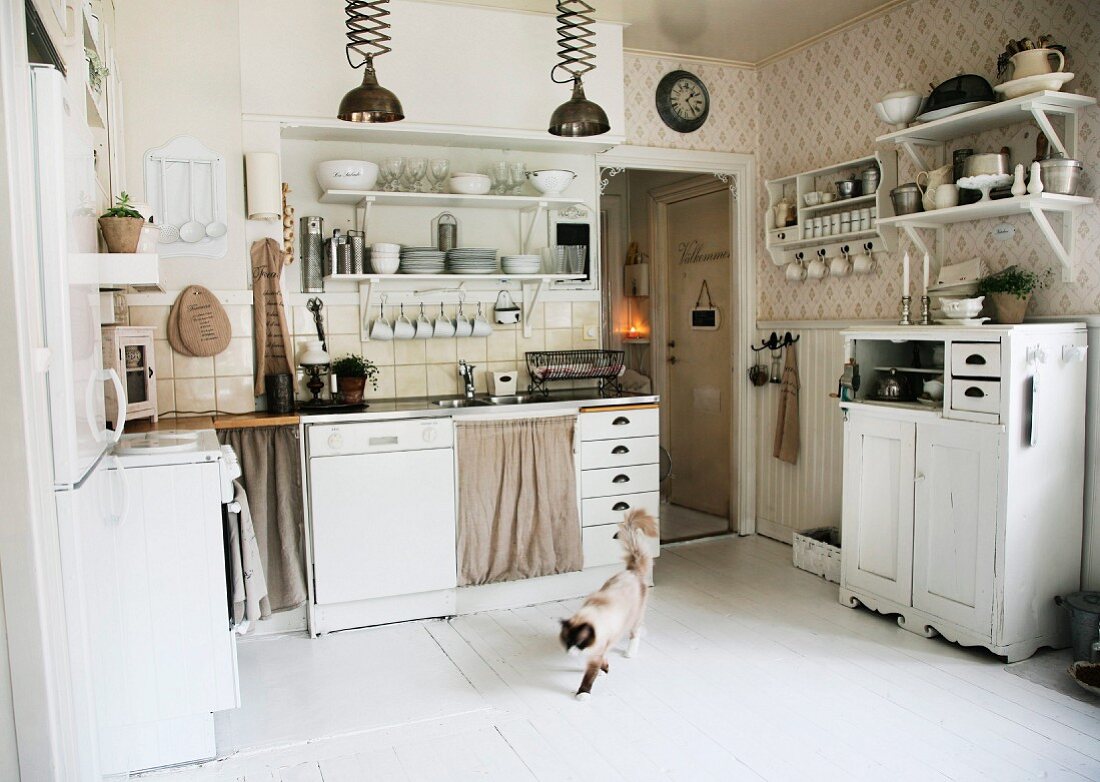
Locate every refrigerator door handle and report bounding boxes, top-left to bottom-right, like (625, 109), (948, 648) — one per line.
(106, 456), (130, 525)
(104, 368), (126, 443)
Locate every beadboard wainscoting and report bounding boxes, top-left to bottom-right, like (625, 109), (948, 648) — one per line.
(753, 323), (850, 544)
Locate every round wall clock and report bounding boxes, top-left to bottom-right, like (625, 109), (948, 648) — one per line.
(655, 70), (710, 133)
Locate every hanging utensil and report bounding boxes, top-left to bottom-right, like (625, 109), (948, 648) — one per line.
(306, 296), (327, 351)
(179, 161), (205, 243)
(205, 160), (227, 238)
(158, 158), (180, 243)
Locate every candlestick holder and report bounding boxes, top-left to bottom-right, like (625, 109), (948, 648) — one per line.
(919, 295), (932, 326)
(898, 295), (913, 326)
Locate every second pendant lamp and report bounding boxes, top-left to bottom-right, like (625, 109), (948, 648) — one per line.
(548, 0), (610, 137)
(337, 0), (404, 123)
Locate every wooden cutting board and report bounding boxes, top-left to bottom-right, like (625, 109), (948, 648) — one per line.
(173, 285), (232, 357)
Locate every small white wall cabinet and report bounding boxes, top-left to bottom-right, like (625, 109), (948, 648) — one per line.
(839, 324), (1087, 661)
(578, 405), (662, 567)
(102, 325), (157, 425)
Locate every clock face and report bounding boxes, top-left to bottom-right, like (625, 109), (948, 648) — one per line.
(656, 70), (710, 133)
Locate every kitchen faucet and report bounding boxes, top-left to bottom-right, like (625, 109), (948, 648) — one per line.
(458, 360), (476, 400)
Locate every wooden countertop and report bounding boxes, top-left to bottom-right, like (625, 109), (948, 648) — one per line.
(124, 412), (300, 434)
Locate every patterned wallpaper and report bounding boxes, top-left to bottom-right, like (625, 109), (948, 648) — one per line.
(624, 0), (1099, 321)
(755, 0), (1100, 319)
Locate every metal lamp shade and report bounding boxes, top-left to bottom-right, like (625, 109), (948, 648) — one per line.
(548, 80), (609, 137)
(337, 68), (404, 123)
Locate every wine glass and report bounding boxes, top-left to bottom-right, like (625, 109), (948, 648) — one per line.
(508, 162), (527, 195)
(381, 157), (405, 192)
(403, 157), (427, 192)
(426, 159), (450, 193)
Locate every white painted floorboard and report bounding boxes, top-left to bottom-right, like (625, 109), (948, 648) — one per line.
(138, 536), (1100, 782)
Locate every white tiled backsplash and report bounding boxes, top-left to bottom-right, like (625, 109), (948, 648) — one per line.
(128, 300), (599, 415)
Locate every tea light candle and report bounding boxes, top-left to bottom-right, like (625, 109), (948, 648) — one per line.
(902, 251), (910, 294)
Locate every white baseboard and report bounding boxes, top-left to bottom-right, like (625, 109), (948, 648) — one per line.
(755, 518), (795, 545)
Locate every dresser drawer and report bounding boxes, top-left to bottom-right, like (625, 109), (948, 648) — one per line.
(951, 378), (1000, 415)
(580, 436), (659, 470)
(581, 491), (660, 528)
(580, 407), (659, 442)
(951, 341), (1001, 378)
(582, 522), (660, 568)
(581, 464), (661, 499)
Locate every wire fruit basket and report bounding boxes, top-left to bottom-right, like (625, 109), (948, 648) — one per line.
(526, 349), (625, 397)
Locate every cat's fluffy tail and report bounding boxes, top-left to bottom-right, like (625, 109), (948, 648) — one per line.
(618, 508), (659, 574)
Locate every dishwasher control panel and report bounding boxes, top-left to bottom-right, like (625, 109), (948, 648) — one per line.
(307, 418), (455, 457)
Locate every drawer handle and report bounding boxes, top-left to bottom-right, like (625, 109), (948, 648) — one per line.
(612, 416), (630, 426)
(612, 474), (631, 484)
(611, 445), (630, 454)
(612, 502), (630, 511)
(964, 387), (986, 398)
(965, 354), (987, 365)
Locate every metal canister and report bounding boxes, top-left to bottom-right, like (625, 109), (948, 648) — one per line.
(347, 230), (365, 274)
(436, 213), (457, 251)
(336, 236), (352, 275)
(953, 148), (978, 204)
(860, 164), (880, 195)
(300, 216), (324, 292)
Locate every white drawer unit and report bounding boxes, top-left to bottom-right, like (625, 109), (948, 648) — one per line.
(581, 463), (661, 499)
(580, 436), (660, 470)
(581, 491), (661, 528)
(950, 378), (1000, 416)
(579, 406), (659, 441)
(583, 522), (661, 568)
(950, 341), (1001, 378)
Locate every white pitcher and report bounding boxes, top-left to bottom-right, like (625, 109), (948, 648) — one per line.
(1010, 48), (1065, 80)
(916, 165), (952, 211)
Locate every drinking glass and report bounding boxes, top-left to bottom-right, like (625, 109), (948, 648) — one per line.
(426, 159), (450, 193)
(381, 157), (405, 192)
(508, 162), (527, 195)
(488, 161), (510, 195)
(403, 157), (427, 192)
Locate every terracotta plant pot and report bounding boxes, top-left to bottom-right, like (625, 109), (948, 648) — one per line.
(988, 292), (1030, 324)
(98, 216), (144, 253)
(336, 376), (367, 405)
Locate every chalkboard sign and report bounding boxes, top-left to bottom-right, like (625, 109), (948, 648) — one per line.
(691, 307), (720, 330)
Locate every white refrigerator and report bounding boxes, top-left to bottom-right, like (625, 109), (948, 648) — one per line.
(30, 65), (131, 780)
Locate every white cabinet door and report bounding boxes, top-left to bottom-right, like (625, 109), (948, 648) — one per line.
(912, 424), (999, 636)
(842, 415), (916, 605)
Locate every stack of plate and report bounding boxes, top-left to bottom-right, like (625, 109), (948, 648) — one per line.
(446, 247), (498, 274)
(399, 246), (446, 274)
(500, 254), (541, 275)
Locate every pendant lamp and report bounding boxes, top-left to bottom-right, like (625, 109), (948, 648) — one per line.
(548, 1), (609, 137)
(338, 0), (404, 123)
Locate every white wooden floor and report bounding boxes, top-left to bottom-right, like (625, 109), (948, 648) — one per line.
(140, 536), (1100, 781)
(660, 503), (730, 542)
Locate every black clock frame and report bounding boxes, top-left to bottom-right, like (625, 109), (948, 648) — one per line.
(655, 70), (710, 133)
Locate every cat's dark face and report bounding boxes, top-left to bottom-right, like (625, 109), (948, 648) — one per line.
(560, 619), (595, 652)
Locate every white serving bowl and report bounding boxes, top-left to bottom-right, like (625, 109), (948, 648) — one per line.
(874, 87), (924, 130)
(371, 255), (400, 274)
(803, 192), (821, 207)
(528, 169), (576, 195)
(449, 174), (491, 195)
(316, 159), (379, 191)
(938, 295), (985, 318)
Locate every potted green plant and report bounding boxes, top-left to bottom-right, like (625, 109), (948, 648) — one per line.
(98, 192), (145, 253)
(331, 354), (379, 405)
(976, 265), (1052, 324)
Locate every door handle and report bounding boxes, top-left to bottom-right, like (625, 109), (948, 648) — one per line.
(914, 473), (926, 483)
(612, 502), (630, 511)
(668, 340), (676, 348)
(965, 354), (987, 365)
(611, 445), (630, 454)
(612, 416), (630, 426)
(669, 356), (677, 364)
(612, 474), (631, 484)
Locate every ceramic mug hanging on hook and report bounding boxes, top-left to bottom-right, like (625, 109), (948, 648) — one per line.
(493, 290), (522, 325)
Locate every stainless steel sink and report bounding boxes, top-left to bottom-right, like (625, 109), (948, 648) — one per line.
(485, 394), (531, 405)
(433, 398), (492, 408)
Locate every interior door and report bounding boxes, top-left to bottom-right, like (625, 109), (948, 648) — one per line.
(842, 415), (916, 605)
(665, 186), (731, 517)
(912, 424), (999, 635)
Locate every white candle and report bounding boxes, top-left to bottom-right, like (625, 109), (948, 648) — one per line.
(902, 251), (910, 294)
(923, 252), (930, 294)
(330, 371), (338, 394)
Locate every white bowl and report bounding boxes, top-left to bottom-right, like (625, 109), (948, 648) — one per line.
(528, 169), (576, 195)
(371, 255), (400, 274)
(372, 242), (401, 253)
(316, 159), (379, 191)
(922, 379), (945, 400)
(993, 71), (1074, 100)
(874, 93), (923, 129)
(938, 296), (985, 318)
(803, 192), (821, 207)
(449, 175), (491, 195)
(820, 192), (836, 204)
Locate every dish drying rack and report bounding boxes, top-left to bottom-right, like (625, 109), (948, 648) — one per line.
(525, 349), (625, 397)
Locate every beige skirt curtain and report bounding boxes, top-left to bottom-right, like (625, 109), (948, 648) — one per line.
(218, 426), (308, 612)
(456, 416), (583, 586)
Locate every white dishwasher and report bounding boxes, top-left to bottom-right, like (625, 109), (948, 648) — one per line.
(307, 417), (457, 633)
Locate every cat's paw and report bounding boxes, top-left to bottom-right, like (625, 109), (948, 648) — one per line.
(575, 691), (591, 702)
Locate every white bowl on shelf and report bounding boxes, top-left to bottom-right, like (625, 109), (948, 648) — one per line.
(370, 254), (400, 274)
(874, 86), (924, 130)
(316, 159), (378, 191)
(448, 174), (491, 195)
(938, 295), (985, 318)
(527, 169), (576, 195)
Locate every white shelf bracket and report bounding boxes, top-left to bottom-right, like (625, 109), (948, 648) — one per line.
(899, 141), (935, 173)
(899, 223), (936, 265)
(520, 202), (548, 255)
(1025, 105), (1070, 158)
(520, 278), (546, 338)
(357, 279), (375, 341)
(1027, 205), (1075, 282)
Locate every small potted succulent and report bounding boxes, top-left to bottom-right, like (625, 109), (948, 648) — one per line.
(977, 265), (1052, 324)
(98, 192), (145, 253)
(331, 354), (379, 405)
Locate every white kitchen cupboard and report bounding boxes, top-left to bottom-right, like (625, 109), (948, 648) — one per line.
(102, 325), (157, 425)
(839, 324), (1087, 661)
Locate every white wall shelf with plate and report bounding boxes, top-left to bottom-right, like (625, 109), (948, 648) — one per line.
(765, 152), (897, 271)
(339, 273), (586, 341)
(88, 252), (164, 293)
(875, 91), (1096, 281)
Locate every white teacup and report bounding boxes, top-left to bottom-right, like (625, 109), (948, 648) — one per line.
(807, 258), (829, 280)
(471, 304), (493, 337)
(785, 262), (806, 281)
(852, 252), (876, 274)
(433, 305), (455, 338)
(369, 312), (393, 341)
(829, 255), (851, 277)
(934, 184), (959, 209)
(453, 309), (474, 338)
(413, 306), (433, 340)
(392, 306), (415, 340)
